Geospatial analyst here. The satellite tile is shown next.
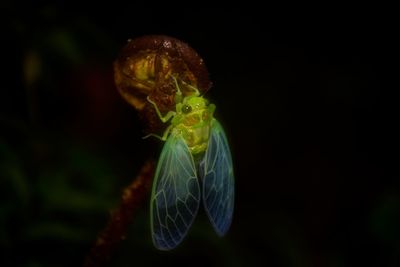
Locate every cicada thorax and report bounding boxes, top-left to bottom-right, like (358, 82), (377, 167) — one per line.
(173, 107), (213, 155)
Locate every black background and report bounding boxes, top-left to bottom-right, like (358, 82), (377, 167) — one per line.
(1, 2), (398, 267)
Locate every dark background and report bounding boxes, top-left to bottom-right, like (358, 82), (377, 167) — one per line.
(1, 2), (398, 267)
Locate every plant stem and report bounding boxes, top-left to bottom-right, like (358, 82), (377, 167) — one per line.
(83, 160), (155, 267)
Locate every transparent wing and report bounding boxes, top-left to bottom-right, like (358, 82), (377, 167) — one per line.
(200, 119), (234, 236)
(150, 133), (200, 250)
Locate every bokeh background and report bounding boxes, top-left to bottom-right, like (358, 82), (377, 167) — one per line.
(1, 2), (398, 267)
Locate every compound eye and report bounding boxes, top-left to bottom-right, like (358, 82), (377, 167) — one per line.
(182, 104), (192, 114)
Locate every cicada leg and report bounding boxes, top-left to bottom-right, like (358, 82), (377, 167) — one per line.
(179, 79), (200, 96)
(147, 96), (176, 123)
(143, 124), (173, 141)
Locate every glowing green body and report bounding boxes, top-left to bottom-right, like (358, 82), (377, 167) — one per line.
(147, 79), (216, 155)
(148, 77), (234, 250)
(170, 96), (215, 154)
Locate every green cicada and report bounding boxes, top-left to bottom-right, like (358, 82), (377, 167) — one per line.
(147, 77), (234, 250)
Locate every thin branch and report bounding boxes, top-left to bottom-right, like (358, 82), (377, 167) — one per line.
(83, 160), (155, 267)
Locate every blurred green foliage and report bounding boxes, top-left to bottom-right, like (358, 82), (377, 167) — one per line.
(0, 132), (117, 265)
(1, 4), (126, 266)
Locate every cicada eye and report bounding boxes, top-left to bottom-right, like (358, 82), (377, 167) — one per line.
(182, 104), (192, 114)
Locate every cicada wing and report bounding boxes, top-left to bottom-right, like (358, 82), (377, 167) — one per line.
(200, 119), (234, 236)
(150, 133), (200, 250)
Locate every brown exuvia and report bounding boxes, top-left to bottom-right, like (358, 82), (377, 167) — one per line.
(114, 35), (212, 133)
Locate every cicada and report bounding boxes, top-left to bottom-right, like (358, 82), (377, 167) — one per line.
(147, 77), (234, 250)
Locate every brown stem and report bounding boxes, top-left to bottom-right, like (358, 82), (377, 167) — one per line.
(83, 160), (155, 267)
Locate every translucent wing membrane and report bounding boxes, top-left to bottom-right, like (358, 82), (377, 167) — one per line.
(150, 133), (200, 250)
(200, 119), (235, 236)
